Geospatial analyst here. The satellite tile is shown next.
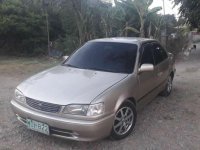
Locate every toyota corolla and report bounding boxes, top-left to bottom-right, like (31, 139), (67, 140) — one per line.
(11, 37), (175, 141)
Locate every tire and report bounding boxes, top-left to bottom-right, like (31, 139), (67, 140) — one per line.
(160, 75), (173, 97)
(110, 101), (137, 140)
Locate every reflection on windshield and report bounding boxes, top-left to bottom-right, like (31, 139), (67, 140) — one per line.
(64, 42), (138, 74)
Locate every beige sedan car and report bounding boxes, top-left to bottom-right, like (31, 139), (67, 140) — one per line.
(11, 38), (175, 141)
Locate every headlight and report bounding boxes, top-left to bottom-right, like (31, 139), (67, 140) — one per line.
(87, 103), (104, 116)
(63, 103), (104, 116)
(63, 104), (89, 116)
(15, 89), (26, 103)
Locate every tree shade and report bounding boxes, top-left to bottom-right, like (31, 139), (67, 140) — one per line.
(174, 0), (200, 30)
(0, 0), (177, 56)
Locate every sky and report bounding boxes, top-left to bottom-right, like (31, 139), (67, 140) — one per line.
(108, 0), (180, 18)
(150, 0), (180, 18)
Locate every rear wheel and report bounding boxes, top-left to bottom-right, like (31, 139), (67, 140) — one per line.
(110, 101), (137, 140)
(160, 75), (173, 97)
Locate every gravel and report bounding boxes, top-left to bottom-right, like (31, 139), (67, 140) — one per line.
(0, 51), (200, 150)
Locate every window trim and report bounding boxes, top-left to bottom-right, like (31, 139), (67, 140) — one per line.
(139, 42), (155, 68)
(156, 43), (168, 60)
(152, 42), (168, 66)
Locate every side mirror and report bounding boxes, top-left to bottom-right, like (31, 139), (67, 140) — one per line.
(62, 55), (69, 62)
(139, 64), (154, 73)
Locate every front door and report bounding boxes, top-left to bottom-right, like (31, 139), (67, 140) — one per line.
(137, 43), (157, 106)
(152, 43), (169, 85)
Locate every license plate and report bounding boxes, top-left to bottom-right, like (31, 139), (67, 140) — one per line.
(26, 119), (50, 135)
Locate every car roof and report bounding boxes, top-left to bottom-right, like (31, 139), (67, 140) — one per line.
(89, 37), (157, 45)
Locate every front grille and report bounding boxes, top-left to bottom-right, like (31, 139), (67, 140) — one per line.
(26, 97), (61, 113)
(50, 127), (75, 137)
(50, 127), (79, 139)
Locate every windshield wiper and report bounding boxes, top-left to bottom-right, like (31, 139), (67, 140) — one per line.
(64, 64), (80, 69)
(86, 67), (113, 73)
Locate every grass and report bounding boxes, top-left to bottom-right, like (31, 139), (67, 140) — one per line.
(0, 56), (61, 77)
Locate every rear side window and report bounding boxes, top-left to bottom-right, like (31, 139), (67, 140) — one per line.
(140, 43), (154, 66)
(152, 43), (168, 65)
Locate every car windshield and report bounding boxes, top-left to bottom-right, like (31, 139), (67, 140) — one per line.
(64, 42), (138, 74)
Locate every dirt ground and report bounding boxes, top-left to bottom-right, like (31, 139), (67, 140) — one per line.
(0, 49), (200, 150)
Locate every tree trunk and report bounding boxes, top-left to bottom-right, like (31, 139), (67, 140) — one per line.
(77, 22), (83, 46)
(70, 0), (84, 46)
(105, 24), (108, 37)
(125, 22), (128, 37)
(140, 19), (145, 37)
(148, 22), (152, 38)
(45, 9), (50, 56)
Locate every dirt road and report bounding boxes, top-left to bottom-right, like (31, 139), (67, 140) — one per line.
(0, 50), (200, 150)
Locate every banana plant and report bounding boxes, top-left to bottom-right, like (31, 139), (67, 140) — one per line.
(120, 0), (162, 37)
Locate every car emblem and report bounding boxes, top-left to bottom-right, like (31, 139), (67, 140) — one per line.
(38, 103), (43, 107)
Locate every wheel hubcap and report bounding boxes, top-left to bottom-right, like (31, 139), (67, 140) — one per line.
(167, 77), (172, 93)
(113, 107), (134, 135)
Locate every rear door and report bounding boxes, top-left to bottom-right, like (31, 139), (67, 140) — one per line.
(152, 43), (169, 85)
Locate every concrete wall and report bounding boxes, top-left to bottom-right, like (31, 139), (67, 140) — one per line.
(189, 32), (200, 43)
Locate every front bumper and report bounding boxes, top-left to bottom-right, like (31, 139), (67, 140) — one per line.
(11, 100), (114, 141)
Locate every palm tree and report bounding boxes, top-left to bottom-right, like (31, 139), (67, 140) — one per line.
(119, 0), (162, 37)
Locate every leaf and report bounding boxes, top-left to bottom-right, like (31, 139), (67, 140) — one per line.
(124, 26), (140, 33)
(147, 0), (153, 7)
(148, 7), (162, 15)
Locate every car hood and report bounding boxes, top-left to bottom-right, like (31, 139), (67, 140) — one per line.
(17, 65), (128, 105)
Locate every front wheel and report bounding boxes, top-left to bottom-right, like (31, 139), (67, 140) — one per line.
(110, 101), (137, 140)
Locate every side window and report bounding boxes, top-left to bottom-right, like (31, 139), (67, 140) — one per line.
(152, 43), (168, 65)
(140, 44), (154, 66)
(159, 45), (168, 60)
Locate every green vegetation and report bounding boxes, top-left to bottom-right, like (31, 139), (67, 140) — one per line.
(174, 0), (200, 30)
(0, 0), (179, 56)
(0, 0), (64, 55)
